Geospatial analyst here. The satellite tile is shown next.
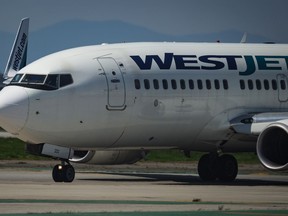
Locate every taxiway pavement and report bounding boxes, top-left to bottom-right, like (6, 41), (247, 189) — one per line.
(0, 161), (287, 214)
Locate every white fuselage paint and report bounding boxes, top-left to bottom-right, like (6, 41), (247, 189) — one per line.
(1, 42), (288, 153)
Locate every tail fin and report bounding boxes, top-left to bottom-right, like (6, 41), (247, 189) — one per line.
(3, 17), (29, 80)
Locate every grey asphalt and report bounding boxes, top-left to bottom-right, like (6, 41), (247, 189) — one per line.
(0, 162), (287, 214)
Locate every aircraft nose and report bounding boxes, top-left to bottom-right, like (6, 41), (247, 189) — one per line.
(0, 86), (29, 134)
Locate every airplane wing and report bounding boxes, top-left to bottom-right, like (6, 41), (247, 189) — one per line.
(3, 17), (29, 81)
(230, 112), (288, 135)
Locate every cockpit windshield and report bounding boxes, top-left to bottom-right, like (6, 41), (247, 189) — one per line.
(11, 74), (24, 83)
(9, 74), (73, 90)
(21, 74), (46, 84)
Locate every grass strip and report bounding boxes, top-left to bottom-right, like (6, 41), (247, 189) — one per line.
(0, 199), (226, 205)
(0, 138), (259, 163)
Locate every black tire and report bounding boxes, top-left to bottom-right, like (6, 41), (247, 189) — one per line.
(52, 164), (64, 182)
(63, 165), (75, 183)
(217, 154), (238, 182)
(198, 154), (217, 181)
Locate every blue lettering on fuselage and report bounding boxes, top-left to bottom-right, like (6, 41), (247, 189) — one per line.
(130, 53), (288, 76)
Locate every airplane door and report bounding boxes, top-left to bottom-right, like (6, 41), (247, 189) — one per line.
(98, 58), (126, 110)
(277, 74), (288, 102)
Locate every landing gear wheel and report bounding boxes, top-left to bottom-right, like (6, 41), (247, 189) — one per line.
(52, 164), (64, 182)
(198, 153), (239, 182)
(63, 164), (75, 183)
(217, 154), (238, 181)
(52, 163), (75, 183)
(197, 154), (218, 181)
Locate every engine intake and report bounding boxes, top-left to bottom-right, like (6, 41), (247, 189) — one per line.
(257, 123), (288, 171)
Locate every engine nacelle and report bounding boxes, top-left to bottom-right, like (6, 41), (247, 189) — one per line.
(70, 150), (146, 165)
(257, 122), (288, 171)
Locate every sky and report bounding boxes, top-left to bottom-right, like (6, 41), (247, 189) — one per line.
(1, 0), (288, 43)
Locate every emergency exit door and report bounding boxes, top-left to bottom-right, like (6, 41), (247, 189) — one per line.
(277, 74), (288, 102)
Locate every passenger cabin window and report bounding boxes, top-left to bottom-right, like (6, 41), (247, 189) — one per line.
(280, 80), (286, 90)
(180, 79), (186, 90)
(223, 79), (228, 90)
(144, 79), (150, 89)
(134, 79), (140, 89)
(197, 80), (203, 89)
(189, 80), (194, 89)
(264, 79), (269, 90)
(256, 79), (261, 90)
(153, 79), (159, 89)
(171, 79), (177, 90)
(214, 80), (220, 90)
(272, 79), (278, 90)
(162, 79), (168, 89)
(206, 80), (211, 90)
(248, 79), (253, 90)
(133, 78), (231, 92)
(240, 80), (245, 90)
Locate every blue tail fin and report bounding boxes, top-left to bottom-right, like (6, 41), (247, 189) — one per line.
(3, 17), (29, 80)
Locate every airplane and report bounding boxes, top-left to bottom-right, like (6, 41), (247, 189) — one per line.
(0, 18), (287, 183)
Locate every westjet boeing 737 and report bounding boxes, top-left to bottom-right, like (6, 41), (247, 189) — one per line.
(0, 18), (287, 182)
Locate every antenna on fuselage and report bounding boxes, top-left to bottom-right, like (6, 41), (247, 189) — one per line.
(240, 32), (247, 43)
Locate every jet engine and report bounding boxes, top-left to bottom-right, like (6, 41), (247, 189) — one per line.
(257, 122), (288, 171)
(70, 150), (146, 165)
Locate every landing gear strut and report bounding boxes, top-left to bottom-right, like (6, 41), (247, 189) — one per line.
(52, 161), (75, 183)
(198, 153), (238, 182)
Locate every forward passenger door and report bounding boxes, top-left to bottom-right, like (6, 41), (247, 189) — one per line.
(98, 58), (126, 110)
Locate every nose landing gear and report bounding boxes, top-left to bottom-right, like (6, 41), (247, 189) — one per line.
(52, 161), (75, 183)
(26, 143), (76, 183)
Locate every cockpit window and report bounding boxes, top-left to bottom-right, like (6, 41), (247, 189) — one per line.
(21, 74), (46, 84)
(60, 74), (73, 87)
(9, 73), (73, 91)
(10, 74), (24, 83)
(45, 74), (59, 89)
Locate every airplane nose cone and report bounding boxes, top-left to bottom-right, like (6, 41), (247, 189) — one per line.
(0, 86), (29, 134)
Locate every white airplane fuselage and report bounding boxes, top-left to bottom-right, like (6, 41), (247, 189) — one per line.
(1, 42), (288, 154)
